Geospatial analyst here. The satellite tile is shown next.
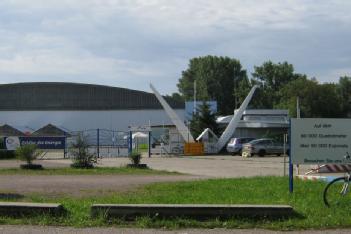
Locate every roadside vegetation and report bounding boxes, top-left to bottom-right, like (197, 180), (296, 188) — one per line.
(0, 176), (350, 230)
(69, 134), (97, 169)
(15, 144), (43, 169)
(0, 167), (178, 175)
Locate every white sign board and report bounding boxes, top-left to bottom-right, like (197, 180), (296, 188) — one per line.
(129, 126), (151, 132)
(291, 118), (351, 164)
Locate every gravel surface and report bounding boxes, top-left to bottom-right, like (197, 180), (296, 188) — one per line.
(0, 174), (203, 197)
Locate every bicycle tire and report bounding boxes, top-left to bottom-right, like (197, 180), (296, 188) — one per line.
(323, 176), (350, 207)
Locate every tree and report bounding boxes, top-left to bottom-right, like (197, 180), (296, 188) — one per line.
(177, 55), (247, 115)
(251, 61), (306, 108)
(190, 102), (219, 138)
(278, 77), (343, 117)
(337, 76), (351, 117)
(164, 92), (184, 103)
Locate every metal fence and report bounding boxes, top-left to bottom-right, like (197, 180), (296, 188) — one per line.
(66, 129), (130, 158)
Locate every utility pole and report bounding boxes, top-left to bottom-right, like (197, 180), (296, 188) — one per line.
(296, 96), (301, 118)
(193, 80), (197, 114)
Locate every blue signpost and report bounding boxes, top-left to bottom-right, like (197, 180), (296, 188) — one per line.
(128, 131), (132, 155)
(289, 119), (294, 193)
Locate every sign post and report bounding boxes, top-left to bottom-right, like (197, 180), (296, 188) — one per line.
(289, 119), (293, 193)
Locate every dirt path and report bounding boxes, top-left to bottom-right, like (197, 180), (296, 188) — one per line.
(0, 174), (203, 197)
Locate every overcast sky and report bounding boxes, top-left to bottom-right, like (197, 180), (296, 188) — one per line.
(0, 0), (350, 94)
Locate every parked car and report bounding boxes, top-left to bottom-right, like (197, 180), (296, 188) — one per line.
(241, 138), (288, 157)
(226, 137), (256, 155)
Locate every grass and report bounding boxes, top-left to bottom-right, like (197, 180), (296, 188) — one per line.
(0, 167), (179, 175)
(0, 176), (350, 230)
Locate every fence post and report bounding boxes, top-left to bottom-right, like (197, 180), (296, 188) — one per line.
(97, 128), (100, 158)
(128, 131), (133, 156)
(64, 132), (67, 159)
(289, 119), (293, 193)
(148, 131), (151, 158)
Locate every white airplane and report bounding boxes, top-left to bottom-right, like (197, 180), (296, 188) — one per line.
(150, 84), (258, 153)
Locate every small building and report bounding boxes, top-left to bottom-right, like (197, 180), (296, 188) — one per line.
(217, 109), (289, 139)
(0, 124), (24, 137)
(32, 124), (70, 136)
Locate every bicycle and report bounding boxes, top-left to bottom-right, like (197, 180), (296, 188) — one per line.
(323, 152), (351, 207)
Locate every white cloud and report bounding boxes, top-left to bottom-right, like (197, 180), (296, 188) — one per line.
(0, 0), (350, 93)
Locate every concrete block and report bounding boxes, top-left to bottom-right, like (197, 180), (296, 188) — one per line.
(91, 204), (294, 219)
(0, 202), (64, 216)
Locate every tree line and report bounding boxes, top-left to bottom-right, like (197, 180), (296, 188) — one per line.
(172, 55), (351, 118)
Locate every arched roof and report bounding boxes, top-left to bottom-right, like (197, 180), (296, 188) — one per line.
(0, 82), (184, 110)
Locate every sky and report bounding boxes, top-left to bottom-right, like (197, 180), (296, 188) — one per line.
(0, 0), (350, 95)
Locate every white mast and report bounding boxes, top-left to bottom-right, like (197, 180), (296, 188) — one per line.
(150, 83), (195, 143)
(215, 85), (258, 152)
(194, 80), (197, 114)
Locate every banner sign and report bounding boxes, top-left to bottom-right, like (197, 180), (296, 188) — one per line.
(5, 136), (66, 150)
(291, 118), (351, 164)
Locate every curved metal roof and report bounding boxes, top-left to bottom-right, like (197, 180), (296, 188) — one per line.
(0, 82), (184, 110)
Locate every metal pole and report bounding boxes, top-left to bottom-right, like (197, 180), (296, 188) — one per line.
(283, 134), (287, 176)
(97, 128), (100, 158)
(296, 96), (300, 175)
(194, 80), (197, 114)
(128, 131), (132, 156)
(148, 131), (151, 158)
(289, 119), (293, 193)
(64, 132), (67, 159)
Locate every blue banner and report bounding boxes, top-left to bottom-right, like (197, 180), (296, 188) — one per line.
(5, 136), (66, 150)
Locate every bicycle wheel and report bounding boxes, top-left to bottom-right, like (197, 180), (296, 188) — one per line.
(323, 176), (350, 207)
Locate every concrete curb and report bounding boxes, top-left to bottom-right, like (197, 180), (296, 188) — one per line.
(91, 204), (294, 219)
(0, 202), (64, 216)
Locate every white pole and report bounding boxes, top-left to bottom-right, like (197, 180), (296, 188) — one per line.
(296, 96), (300, 175)
(297, 96), (301, 118)
(283, 133), (287, 176)
(194, 80), (197, 114)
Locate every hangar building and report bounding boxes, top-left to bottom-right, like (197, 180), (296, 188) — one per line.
(0, 82), (185, 132)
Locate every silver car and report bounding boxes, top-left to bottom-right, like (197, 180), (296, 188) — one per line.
(241, 138), (288, 157)
(226, 137), (255, 155)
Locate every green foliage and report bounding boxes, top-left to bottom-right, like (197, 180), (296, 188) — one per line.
(129, 152), (142, 166)
(278, 77), (343, 117)
(190, 101), (219, 138)
(164, 92), (184, 103)
(338, 76), (351, 117)
(177, 55), (247, 115)
(15, 144), (40, 165)
(0, 150), (16, 159)
(178, 56), (349, 118)
(1, 177), (351, 229)
(70, 135), (97, 169)
(0, 137), (5, 149)
(251, 61), (306, 108)
(0, 167), (178, 175)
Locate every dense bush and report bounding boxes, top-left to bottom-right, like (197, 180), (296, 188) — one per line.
(70, 134), (97, 169)
(15, 144), (42, 169)
(129, 152), (141, 166)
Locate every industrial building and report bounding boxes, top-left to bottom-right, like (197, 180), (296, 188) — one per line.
(0, 82), (185, 132)
(216, 109), (289, 139)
